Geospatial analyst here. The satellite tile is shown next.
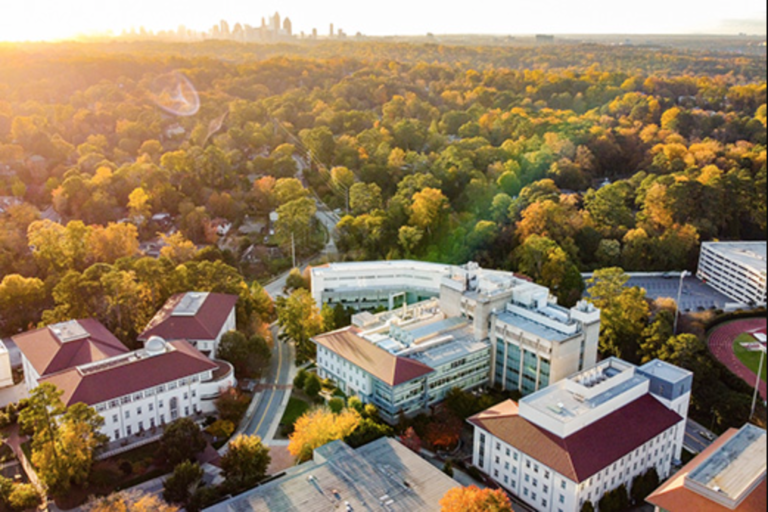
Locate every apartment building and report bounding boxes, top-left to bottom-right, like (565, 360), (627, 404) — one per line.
(696, 241), (766, 306)
(469, 358), (692, 512)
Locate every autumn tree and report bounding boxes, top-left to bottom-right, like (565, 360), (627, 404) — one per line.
(0, 274), (46, 335)
(85, 489), (178, 512)
(18, 383), (107, 495)
(410, 187), (449, 235)
(399, 427), (422, 453)
(276, 289), (324, 363)
(220, 434), (271, 493)
(87, 223), (140, 264)
(439, 486), (512, 512)
(514, 235), (584, 307)
(288, 408), (361, 462)
(159, 232), (198, 264)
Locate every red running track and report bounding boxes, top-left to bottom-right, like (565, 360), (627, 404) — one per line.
(708, 317), (767, 401)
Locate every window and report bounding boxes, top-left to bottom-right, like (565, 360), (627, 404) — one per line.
(524, 488), (528, 497)
(514, 452), (519, 461)
(114, 430), (119, 439)
(531, 492), (537, 501)
(496, 442), (501, 450)
(159, 400), (164, 408)
(545, 470), (550, 479)
(526, 460), (531, 469)
(542, 499), (547, 507)
(494, 470), (499, 478)
(543, 485), (548, 493)
(185, 406), (189, 416)
(133, 392), (143, 400)
(495, 456), (500, 464)
(513, 467), (517, 475)
(109, 400), (119, 408)
(126, 425), (132, 435)
(534, 464), (539, 473)
(184, 392), (188, 400)
(525, 474), (530, 483)
(533, 478), (538, 487)
(561, 480), (566, 490)
(560, 494), (565, 503)
(150, 418), (155, 427)
(148, 403), (153, 411)
(192, 390), (196, 397)
(504, 462), (510, 470)
(160, 414), (165, 424)
(138, 421), (143, 431)
(512, 481), (516, 488)
(137, 406), (142, 415)
(504, 475), (508, 484)
(125, 410), (130, 419)
(112, 414), (118, 423)
(506, 448), (511, 456)
(121, 396), (131, 404)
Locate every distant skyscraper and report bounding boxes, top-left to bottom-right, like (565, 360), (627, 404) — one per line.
(312, 28), (318, 39)
(330, 23), (334, 37)
(220, 20), (230, 36)
(272, 12), (281, 31)
(283, 17), (292, 36)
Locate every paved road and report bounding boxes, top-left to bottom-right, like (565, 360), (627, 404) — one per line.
(683, 418), (717, 454)
(243, 324), (294, 442)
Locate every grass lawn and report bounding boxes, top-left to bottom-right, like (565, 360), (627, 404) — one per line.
(733, 333), (767, 382)
(280, 396), (311, 429)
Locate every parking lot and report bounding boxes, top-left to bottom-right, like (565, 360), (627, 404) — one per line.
(626, 275), (731, 313)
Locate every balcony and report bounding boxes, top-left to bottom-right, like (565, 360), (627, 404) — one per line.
(200, 360), (236, 401)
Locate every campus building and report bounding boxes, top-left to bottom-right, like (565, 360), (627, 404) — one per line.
(14, 316), (236, 442)
(206, 437), (461, 512)
(139, 291), (238, 357)
(696, 241), (767, 306)
(469, 358), (692, 512)
(646, 423), (766, 512)
(312, 261), (601, 399)
(314, 300), (491, 423)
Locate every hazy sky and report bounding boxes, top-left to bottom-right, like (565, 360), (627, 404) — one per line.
(1, 0), (766, 42)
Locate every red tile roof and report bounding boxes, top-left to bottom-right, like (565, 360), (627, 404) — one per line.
(314, 327), (434, 386)
(646, 429), (767, 512)
(138, 292), (238, 341)
(40, 339), (219, 406)
(468, 395), (682, 482)
(13, 319), (129, 377)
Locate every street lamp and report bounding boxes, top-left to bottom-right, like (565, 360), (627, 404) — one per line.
(673, 270), (689, 335)
(750, 346), (766, 419)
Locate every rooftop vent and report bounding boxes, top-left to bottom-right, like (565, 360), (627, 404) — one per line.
(49, 320), (90, 343)
(145, 335), (167, 355)
(172, 292), (208, 317)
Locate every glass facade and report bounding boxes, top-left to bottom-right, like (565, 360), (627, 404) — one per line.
(496, 337), (550, 394)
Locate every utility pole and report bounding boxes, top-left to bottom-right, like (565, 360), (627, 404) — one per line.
(750, 347), (765, 419)
(291, 231), (296, 269)
(673, 270), (689, 335)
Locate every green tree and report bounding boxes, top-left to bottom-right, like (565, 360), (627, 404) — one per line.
(274, 197), (317, 256)
(328, 397), (345, 414)
(630, 468), (660, 505)
(273, 178), (308, 206)
(217, 331), (271, 379)
(349, 182), (383, 215)
(304, 373), (322, 399)
(220, 434), (271, 493)
(163, 460), (203, 507)
(580, 500), (595, 512)
(514, 235), (584, 307)
(586, 267), (650, 362)
(598, 484), (629, 512)
(299, 126), (335, 165)
(161, 418), (207, 467)
(293, 368), (308, 389)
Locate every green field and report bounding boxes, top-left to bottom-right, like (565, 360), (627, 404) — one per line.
(733, 333), (767, 382)
(279, 396), (311, 428)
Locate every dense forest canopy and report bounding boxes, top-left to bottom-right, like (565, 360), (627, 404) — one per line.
(0, 40), (765, 313)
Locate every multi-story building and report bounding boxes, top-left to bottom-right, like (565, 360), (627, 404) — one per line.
(314, 300), (491, 423)
(14, 317), (236, 443)
(469, 358), (692, 512)
(696, 241), (767, 306)
(646, 423), (766, 512)
(139, 291), (238, 357)
(312, 261), (601, 396)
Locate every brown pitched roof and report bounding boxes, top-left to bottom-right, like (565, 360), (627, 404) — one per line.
(646, 429), (767, 512)
(13, 319), (129, 377)
(313, 327), (434, 386)
(40, 339), (219, 407)
(468, 395), (682, 482)
(138, 292), (238, 341)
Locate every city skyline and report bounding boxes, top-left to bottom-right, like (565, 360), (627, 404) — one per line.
(1, 0), (766, 42)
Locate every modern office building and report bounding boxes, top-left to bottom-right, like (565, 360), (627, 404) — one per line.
(696, 241), (767, 306)
(469, 358), (692, 512)
(206, 437), (462, 511)
(139, 291), (238, 357)
(312, 261), (601, 397)
(315, 299), (491, 423)
(646, 423), (766, 512)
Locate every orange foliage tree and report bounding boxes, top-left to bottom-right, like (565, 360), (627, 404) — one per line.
(439, 486), (512, 512)
(288, 408), (361, 462)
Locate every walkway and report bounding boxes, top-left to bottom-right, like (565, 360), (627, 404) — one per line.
(708, 317), (767, 400)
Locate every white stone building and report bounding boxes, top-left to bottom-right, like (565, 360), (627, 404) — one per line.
(139, 291), (238, 357)
(14, 318), (236, 443)
(696, 241), (766, 306)
(469, 358), (692, 512)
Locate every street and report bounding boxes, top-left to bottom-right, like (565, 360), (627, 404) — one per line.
(243, 324), (294, 441)
(683, 418), (717, 454)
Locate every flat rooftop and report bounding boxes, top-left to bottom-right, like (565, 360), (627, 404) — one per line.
(206, 438), (461, 512)
(495, 310), (576, 342)
(702, 241), (767, 273)
(521, 358), (648, 425)
(687, 424), (767, 505)
(639, 359), (693, 383)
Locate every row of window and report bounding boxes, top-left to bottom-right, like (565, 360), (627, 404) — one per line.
(97, 375), (201, 412)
